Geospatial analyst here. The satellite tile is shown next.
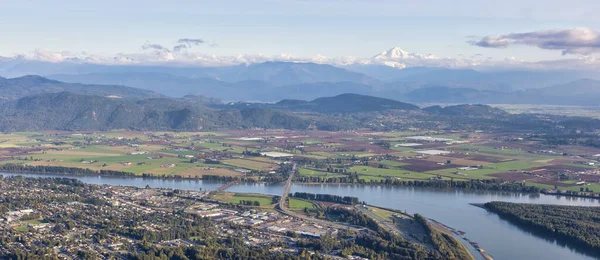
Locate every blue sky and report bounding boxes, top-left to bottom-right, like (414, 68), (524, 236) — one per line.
(1, 0), (599, 69)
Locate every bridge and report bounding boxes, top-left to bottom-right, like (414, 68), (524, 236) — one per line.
(276, 163), (363, 231)
(216, 180), (239, 192)
(278, 163), (296, 211)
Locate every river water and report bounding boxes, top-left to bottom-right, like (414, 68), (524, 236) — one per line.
(1, 172), (598, 260)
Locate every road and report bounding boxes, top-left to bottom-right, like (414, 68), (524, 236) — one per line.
(276, 163), (362, 231)
(278, 163), (296, 211)
(355, 205), (401, 236)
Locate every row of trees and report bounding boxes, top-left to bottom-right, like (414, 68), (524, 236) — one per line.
(0, 163), (136, 177)
(292, 192), (360, 205)
(295, 175), (543, 193)
(238, 200), (261, 206)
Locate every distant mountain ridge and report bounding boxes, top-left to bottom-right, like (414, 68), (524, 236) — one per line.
(405, 78), (600, 106)
(274, 93), (420, 113)
(3, 58), (600, 105)
(0, 75), (163, 100)
(49, 72), (374, 101)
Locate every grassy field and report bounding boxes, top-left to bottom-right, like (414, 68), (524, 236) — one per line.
(377, 160), (408, 167)
(426, 160), (538, 180)
(454, 144), (533, 156)
(215, 193), (276, 207)
(223, 158), (279, 171)
(350, 166), (436, 180)
(14, 219), (45, 232)
(367, 206), (397, 221)
(298, 168), (344, 178)
(289, 198), (315, 209)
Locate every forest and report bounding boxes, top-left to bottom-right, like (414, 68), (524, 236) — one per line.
(484, 201), (600, 254)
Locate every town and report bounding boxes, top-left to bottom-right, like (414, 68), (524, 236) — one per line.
(0, 176), (471, 259)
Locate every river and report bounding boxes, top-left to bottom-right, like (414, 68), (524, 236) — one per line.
(1, 172), (598, 260)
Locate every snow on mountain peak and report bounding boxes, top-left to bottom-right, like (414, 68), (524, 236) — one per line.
(374, 47), (409, 59)
(373, 47), (438, 61)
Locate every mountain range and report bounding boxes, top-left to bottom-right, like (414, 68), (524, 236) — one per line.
(0, 75), (162, 101)
(405, 79), (600, 106)
(2, 54), (600, 105)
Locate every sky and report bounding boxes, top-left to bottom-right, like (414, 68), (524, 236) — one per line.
(1, 0), (600, 69)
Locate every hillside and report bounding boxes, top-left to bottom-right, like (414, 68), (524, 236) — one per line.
(534, 78), (600, 97)
(0, 92), (309, 131)
(49, 72), (373, 101)
(0, 75), (163, 100)
(405, 79), (600, 106)
(222, 62), (380, 86)
(309, 93), (420, 113)
(271, 93), (420, 113)
(424, 104), (509, 117)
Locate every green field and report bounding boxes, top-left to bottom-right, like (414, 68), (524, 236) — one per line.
(298, 168), (344, 178)
(223, 158), (278, 171)
(367, 206), (397, 221)
(454, 144), (532, 156)
(223, 194), (275, 206)
(350, 166), (436, 180)
(426, 160), (538, 180)
(289, 198), (315, 209)
(377, 160), (408, 167)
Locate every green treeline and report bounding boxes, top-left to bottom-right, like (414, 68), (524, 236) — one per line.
(238, 200), (261, 206)
(484, 201), (600, 254)
(292, 192), (360, 205)
(0, 163), (135, 177)
(296, 175), (542, 193)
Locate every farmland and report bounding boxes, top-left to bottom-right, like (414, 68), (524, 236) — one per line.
(0, 129), (599, 195)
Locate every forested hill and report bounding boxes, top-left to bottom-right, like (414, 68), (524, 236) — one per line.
(0, 75), (163, 100)
(423, 104), (509, 117)
(0, 90), (536, 132)
(267, 93), (420, 113)
(0, 92), (310, 131)
(483, 201), (600, 255)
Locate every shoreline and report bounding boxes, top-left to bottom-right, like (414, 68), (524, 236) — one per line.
(2, 170), (600, 201)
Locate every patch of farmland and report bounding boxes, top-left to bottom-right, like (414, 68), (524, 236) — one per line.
(399, 159), (461, 172)
(44, 150), (122, 157)
(350, 166), (434, 180)
(223, 158), (279, 171)
(443, 153), (509, 163)
(426, 155), (492, 166)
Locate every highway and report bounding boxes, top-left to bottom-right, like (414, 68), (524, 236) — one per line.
(355, 205), (401, 236)
(278, 163), (296, 211)
(276, 163), (363, 231)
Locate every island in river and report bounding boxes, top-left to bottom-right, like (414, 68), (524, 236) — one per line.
(481, 201), (600, 256)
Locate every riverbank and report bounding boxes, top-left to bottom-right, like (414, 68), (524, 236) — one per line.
(4, 167), (600, 203)
(429, 218), (492, 260)
(2, 171), (599, 260)
(4, 162), (600, 201)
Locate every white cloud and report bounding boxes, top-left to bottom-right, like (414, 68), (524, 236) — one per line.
(470, 27), (600, 55)
(3, 42), (600, 71)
